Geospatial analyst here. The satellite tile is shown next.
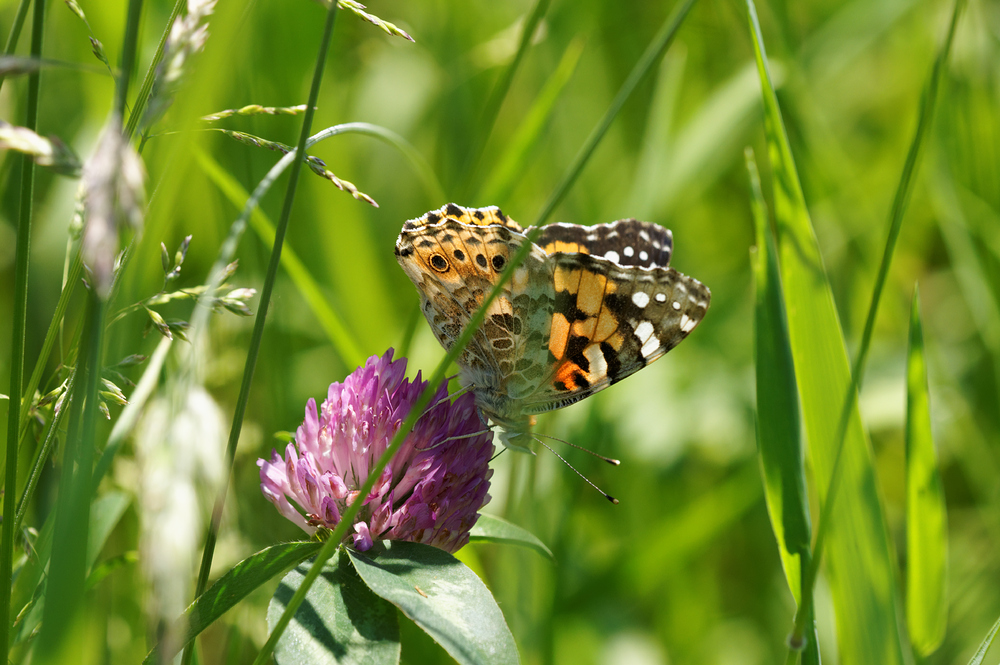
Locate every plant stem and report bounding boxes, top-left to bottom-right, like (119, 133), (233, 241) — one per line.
(1, 0), (44, 658)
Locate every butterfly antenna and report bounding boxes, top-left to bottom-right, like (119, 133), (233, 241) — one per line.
(489, 447), (506, 463)
(533, 436), (618, 504)
(532, 432), (620, 465)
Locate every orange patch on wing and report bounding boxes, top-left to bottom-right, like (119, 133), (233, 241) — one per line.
(549, 312), (570, 359)
(554, 361), (584, 390)
(572, 316), (597, 339)
(542, 241), (588, 255)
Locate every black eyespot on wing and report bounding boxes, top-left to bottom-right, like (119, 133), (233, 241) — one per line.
(476, 254), (488, 268)
(453, 249), (466, 261)
(430, 254), (449, 272)
(572, 371), (590, 389)
(473, 209), (485, 220)
(554, 381), (568, 392)
(492, 255), (506, 271)
(426, 212), (441, 224)
(445, 203), (464, 219)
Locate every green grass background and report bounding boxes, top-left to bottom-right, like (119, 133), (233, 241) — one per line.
(1, 0), (998, 663)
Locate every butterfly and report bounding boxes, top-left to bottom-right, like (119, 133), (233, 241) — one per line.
(395, 203), (710, 452)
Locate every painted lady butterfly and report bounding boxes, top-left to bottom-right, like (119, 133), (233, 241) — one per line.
(395, 203), (710, 452)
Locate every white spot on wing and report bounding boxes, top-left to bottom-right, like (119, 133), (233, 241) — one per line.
(672, 301), (681, 310)
(623, 246), (634, 257)
(680, 314), (697, 332)
(632, 292), (650, 308)
(639, 230), (650, 241)
(604, 250), (620, 263)
(639, 250), (649, 262)
(584, 343), (607, 378)
(655, 293), (667, 303)
(635, 320), (659, 357)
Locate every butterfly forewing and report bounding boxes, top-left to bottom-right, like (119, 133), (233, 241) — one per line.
(521, 251), (709, 415)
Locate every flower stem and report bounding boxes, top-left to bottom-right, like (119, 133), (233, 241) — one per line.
(188, 5), (341, 664)
(0, 0), (44, 658)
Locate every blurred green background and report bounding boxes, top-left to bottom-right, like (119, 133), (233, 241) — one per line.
(1, 0), (998, 663)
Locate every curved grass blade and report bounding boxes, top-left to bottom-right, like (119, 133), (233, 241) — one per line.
(143, 542), (322, 664)
(746, 149), (819, 665)
(746, 1), (904, 662)
(469, 514), (554, 561)
(905, 287), (947, 656)
(195, 147), (365, 368)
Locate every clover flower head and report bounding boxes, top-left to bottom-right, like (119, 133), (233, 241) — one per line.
(258, 349), (494, 553)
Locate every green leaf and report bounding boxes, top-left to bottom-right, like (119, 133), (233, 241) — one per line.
(746, 149), (819, 665)
(468, 513), (554, 561)
(143, 541), (322, 664)
(746, 1), (904, 663)
(268, 550), (400, 665)
(905, 287), (947, 656)
(966, 614), (1000, 665)
(347, 541), (519, 665)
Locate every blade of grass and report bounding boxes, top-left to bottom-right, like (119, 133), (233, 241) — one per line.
(1, 0), (44, 658)
(458, 0), (551, 200)
(478, 36), (585, 204)
(186, 7), (341, 664)
(784, 0), (963, 653)
(746, 1), (904, 663)
(255, 2), (698, 661)
(194, 146), (365, 368)
(746, 148), (819, 665)
(905, 287), (947, 656)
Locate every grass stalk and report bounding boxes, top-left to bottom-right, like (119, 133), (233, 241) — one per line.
(256, 1), (698, 659)
(787, 0), (963, 650)
(1, 0), (44, 658)
(186, 6), (341, 663)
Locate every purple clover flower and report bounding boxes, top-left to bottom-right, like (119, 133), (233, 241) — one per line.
(258, 349), (494, 553)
